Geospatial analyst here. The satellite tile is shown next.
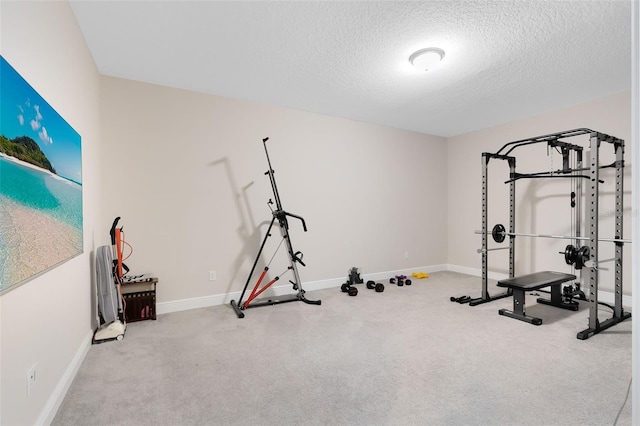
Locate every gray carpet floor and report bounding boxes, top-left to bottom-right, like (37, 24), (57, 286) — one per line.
(52, 271), (632, 426)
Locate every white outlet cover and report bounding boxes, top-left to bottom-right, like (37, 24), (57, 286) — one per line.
(27, 363), (37, 395)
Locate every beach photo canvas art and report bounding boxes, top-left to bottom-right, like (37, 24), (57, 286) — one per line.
(0, 56), (83, 294)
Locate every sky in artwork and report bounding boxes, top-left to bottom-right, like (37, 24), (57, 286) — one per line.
(1, 56), (82, 184)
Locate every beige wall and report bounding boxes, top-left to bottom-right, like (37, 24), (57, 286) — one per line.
(447, 92), (632, 294)
(0, 2), (102, 424)
(100, 76), (449, 305)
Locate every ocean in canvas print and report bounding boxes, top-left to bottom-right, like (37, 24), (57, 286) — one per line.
(0, 56), (83, 293)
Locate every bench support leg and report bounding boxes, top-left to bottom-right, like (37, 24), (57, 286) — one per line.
(498, 288), (543, 326)
(536, 284), (579, 311)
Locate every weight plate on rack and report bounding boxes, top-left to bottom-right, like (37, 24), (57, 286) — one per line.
(492, 224), (506, 243)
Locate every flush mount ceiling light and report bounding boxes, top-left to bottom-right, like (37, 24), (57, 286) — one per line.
(409, 47), (445, 71)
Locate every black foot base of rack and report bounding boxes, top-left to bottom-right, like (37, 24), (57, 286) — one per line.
(576, 312), (632, 340)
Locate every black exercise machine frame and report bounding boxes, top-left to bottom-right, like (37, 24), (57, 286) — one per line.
(230, 137), (321, 318)
(469, 128), (630, 339)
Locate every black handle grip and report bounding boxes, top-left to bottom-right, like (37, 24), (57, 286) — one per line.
(294, 251), (306, 267)
(110, 217), (121, 245)
(285, 211), (307, 232)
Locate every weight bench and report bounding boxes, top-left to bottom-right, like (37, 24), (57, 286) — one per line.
(497, 271), (578, 325)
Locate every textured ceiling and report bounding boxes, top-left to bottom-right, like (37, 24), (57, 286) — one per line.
(70, 1), (631, 137)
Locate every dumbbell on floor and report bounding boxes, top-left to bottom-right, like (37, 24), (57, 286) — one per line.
(341, 283), (358, 296)
(450, 295), (471, 304)
(389, 275), (412, 286)
(389, 277), (402, 286)
(366, 280), (385, 292)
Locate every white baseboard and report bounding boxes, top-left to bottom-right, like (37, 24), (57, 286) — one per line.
(445, 264), (633, 308)
(39, 329), (93, 426)
(157, 264), (449, 315)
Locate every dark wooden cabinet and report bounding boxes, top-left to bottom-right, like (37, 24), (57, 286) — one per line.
(121, 278), (157, 322)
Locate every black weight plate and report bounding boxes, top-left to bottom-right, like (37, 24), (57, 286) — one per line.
(375, 283), (384, 292)
(492, 224), (506, 243)
(564, 244), (576, 265)
(576, 246), (589, 269)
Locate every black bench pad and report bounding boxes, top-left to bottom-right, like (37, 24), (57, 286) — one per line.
(497, 271), (576, 290)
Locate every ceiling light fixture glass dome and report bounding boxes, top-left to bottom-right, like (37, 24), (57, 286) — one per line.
(409, 47), (445, 71)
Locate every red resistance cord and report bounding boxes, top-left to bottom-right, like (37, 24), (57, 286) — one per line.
(243, 267), (291, 308)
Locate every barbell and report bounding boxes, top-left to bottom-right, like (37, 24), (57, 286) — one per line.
(476, 224), (632, 245)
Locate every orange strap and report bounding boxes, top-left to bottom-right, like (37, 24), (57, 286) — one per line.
(115, 228), (124, 279)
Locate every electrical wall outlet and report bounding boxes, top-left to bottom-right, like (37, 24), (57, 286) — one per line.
(209, 271), (217, 281)
(404, 251), (409, 259)
(27, 363), (37, 396)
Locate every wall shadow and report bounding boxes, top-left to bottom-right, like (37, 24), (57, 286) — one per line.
(209, 157), (283, 308)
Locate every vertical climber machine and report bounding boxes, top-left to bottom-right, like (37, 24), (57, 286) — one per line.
(230, 137), (321, 318)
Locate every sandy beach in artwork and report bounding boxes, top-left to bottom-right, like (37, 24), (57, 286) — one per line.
(0, 151), (78, 186)
(0, 151), (53, 173)
(0, 194), (82, 291)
